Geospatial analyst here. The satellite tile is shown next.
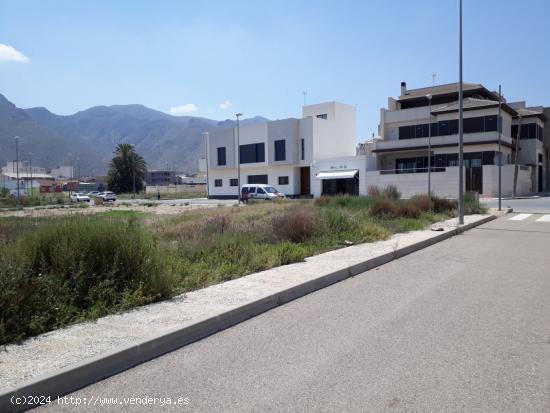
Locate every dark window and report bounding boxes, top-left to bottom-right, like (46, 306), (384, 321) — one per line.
(274, 140), (286, 161)
(463, 117), (485, 134)
(520, 124), (529, 139)
(415, 124), (425, 138)
(435, 154), (446, 168)
(247, 174), (268, 184)
(316, 114), (327, 119)
(214, 179), (222, 187)
(278, 176), (289, 185)
(240, 143), (265, 164)
(438, 120), (450, 135)
(430, 122), (438, 137)
(538, 125), (543, 141)
(512, 124), (518, 138)
(450, 119), (459, 134)
(229, 178), (238, 186)
(482, 151), (496, 165)
(489, 115), (498, 132)
(399, 125), (416, 140)
(301, 139), (305, 160)
(217, 147), (226, 166)
(447, 153), (458, 166)
(528, 123), (536, 139)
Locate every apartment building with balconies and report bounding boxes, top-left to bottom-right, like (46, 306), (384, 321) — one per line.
(367, 82), (549, 197)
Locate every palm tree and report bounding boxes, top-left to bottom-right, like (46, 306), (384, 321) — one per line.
(106, 143), (147, 194)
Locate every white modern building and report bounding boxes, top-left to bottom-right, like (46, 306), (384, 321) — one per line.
(204, 83), (548, 199)
(205, 102), (361, 198)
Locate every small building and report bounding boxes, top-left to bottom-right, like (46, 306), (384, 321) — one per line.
(205, 101), (358, 198)
(145, 170), (177, 186)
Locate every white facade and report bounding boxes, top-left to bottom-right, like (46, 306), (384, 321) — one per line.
(205, 102), (357, 198)
(371, 81), (548, 197)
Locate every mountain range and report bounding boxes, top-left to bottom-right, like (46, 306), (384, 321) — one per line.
(0, 94), (268, 175)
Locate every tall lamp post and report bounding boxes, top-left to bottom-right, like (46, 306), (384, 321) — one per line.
(203, 132), (210, 199)
(426, 94), (433, 203)
(236, 113), (243, 203)
(498, 84), (502, 211)
(15, 136), (20, 201)
(28, 152), (33, 196)
(458, 0), (465, 225)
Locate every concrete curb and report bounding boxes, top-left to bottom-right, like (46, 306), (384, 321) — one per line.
(0, 215), (496, 412)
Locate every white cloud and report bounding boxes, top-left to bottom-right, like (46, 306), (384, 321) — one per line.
(0, 43), (29, 63)
(170, 103), (198, 115)
(219, 100), (231, 110)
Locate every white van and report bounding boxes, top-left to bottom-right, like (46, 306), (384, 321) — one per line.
(241, 184), (285, 201)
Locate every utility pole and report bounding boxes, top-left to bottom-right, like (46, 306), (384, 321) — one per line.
(29, 152), (33, 196)
(458, 0), (465, 225)
(203, 132), (210, 199)
(498, 85), (502, 211)
(236, 113), (243, 203)
(302, 91), (307, 106)
(512, 114), (522, 198)
(426, 94), (433, 205)
(15, 136), (20, 201)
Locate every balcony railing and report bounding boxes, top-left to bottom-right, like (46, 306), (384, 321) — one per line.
(379, 167), (447, 175)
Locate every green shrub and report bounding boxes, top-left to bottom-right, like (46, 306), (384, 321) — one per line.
(432, 196), (457, 213)
(369, 198), (399, 217)
(383, 185), (401, 201)
(367, 186), (381, 198)
(0, 216), (171, 344)
(408, 195), (432, 212)
(272, 207), (319, 243)
(396, 203), (421, 218)
(464, 193), (486, 215)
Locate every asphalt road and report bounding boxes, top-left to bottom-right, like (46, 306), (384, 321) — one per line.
(482, 194), (550, 213)
(39, 214), (550, 412)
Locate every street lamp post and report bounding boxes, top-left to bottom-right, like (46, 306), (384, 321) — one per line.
(458, 0), (465, 225)
(236, 113), (243, 203)
(203, 132), (210, 199)
(29, 152), (33, 196)
(15, 136), (20, 201)
(498, 84), (502, 211)
(426, 94), (433, 205)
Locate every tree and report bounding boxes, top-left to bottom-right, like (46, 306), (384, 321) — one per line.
(106, 143), (147, 194)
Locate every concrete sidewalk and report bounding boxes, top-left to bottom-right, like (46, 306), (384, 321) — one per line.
(0, 214), (493, 411)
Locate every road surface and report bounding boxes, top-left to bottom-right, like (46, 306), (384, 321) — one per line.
(482, 195), (550, 213)
(39, 214), (550, 412)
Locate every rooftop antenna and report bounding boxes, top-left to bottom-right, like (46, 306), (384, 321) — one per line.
(432, 72), (437, 86)
(302, 91), (307, 106)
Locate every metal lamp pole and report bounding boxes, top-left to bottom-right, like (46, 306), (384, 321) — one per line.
(498, 84), (502, 211)
(426, 94), (433, 203)
(236, 113), (242, 204)
(458, 0), (465, 225)
(29, 152), (33, 196)
(15, 136), (20, 201)
(203, 132), (210, 199)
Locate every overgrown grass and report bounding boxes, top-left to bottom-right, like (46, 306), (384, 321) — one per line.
(1, 192), (481, 344)
(0, 216), (171, 344)
(0, 194), (69, 209)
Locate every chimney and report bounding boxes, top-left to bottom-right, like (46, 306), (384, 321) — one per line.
(400, 82), (407, 96)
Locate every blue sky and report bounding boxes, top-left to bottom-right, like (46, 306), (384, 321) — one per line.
(0, 0), (548, 139)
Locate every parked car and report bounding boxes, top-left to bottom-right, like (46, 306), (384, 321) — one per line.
(99, 191), (116, 202)
(87, 191), (100, 197)
(241, 184), (285, 201)
(70, 192), (91, 202)
(9, 189), (27, 198)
